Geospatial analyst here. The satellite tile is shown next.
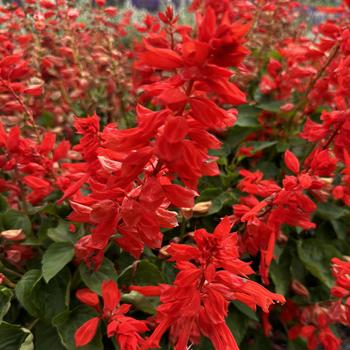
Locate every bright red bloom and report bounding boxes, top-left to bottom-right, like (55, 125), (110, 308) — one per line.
(287, 306), (342, 350)
(131, 218), (284, 350)
(75, 280), (148, 349)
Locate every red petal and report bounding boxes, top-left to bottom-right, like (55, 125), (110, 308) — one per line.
(162, 184), (197, 208)
(139, 43), (183, 70)
(102, 280), (120, 313)
(129, 285), (161, 296)
(213, 216), (232, 237)
(76, 289), (99, 309)
(24, 84), (43, 96)
(57, 173), (90, 204)
(284, 150), (300, 174)
(75, 317), (99, 347)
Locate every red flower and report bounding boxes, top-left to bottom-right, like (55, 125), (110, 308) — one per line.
(131, 218), (284, 349)
(75, 280), (148, 349)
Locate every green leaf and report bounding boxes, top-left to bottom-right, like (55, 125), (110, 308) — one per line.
(0, 322), (33, 350)
(226, 308), (248, 345)
(270, 250), (292, 295)
(236, 105), (261, 128)
(16, 269), (71, 322)
(118, 260), (164, 288)
(33, 322), (66, 350)
(53, 306), (103, 350)
(206, 192), (234, 215)
(1, 210), (31, 235)
(80, 258), (118, 294)
(0, 286), (13, 321)
(32, 269), (71, 322)
(19, 329), (33, 350)
(232, 301), (258, 322)
(224, 126), (255, 153)
(15, 270), (42, 318)
(42, 243), (74, 283)
(47, 220), (77, 244)
(316, 203), (349, 221)
(121, 291), (159, 314)
(248, 331), (274, 350)
(297, 239), (342, 288)
(331, 219), (348, 240)
(38, 111), (54, 128)
(197, 188), (222, 202)
(257, 100), (284, 113)
(197, 337), (214, 350)
(288, 338), (308, 350)
(0, 194), (8, 213)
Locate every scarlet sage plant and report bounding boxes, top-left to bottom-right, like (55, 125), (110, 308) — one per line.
(0, 0), (350, 350)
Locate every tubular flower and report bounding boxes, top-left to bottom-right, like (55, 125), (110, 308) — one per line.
(57, 4), (250, 268)
(75, 280), (148, 349)
(131, 217), (285, 350)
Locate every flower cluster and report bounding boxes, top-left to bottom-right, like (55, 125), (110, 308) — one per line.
(131, 218), (285, 350)
(59, 5), (249, 268)
(75, 280), (148, 349)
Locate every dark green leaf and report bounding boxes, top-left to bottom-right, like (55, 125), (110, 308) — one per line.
(33, 321), (65, 350)
(1, 210), (31, 235)
(331, 219), (347, 240)
(250, 331), (274, 350)
(226, 308), (248, 345)
(223, 126), (255, 155)
(244, 141), (277, 155)
(288, 338), (308, 350)
(316, 203), (349, 221)
(270, 250), (292, 295)
(0, 195), (8, 213)
(0, 286), (12, 321)
(232, 301), (258, 322)
(47, 220), (77, 244)
(16, 269), (71, 322)
(118, 260), (164, 287)
(15, 270), (42, 318)
(297, 239), (342, 288)
(257, 100), (284, 113)
(206, 192), (234, 215)
(0, 322), (33, 350)
(236, 105), (261, 128)
(42, 243), (74, 283)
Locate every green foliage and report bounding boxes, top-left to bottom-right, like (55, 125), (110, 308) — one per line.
(15, 269), (71, 322)
(0, 286), (13, 321)
(297, 239), (342, 288)
(42, 243), (75, 283)
(0, 322), (33, 350)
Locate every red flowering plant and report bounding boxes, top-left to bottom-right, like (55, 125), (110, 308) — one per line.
(0, 0), (350, 350)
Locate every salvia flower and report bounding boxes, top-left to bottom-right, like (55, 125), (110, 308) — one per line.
(75, 280), (148, 349)
(131, 217), (285, 350)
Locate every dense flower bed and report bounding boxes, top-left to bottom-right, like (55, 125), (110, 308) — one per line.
(0, 0), (350, 349)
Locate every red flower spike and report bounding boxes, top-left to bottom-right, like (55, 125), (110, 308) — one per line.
(134, 219), (284, 349)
